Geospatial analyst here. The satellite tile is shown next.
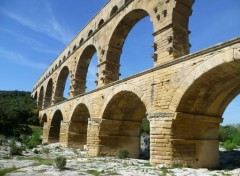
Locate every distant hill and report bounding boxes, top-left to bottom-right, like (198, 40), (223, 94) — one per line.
(0, 90), (31, 97)
(0, 90), (38, 136)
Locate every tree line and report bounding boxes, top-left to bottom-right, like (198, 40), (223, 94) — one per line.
(0, 90), (39, 136)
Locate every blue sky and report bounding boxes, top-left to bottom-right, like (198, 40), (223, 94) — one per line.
(0, 0), (239, 125)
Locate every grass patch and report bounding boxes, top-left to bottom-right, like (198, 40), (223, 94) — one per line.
(0, 166), (18, 176)
(86, 169), (101, 176)
(0, 156), (12, 160)
(105, 170), (119, 175)
(161, 167), (168, 176)
(17, 157), (54, 166)
(143, 162), (151, 166)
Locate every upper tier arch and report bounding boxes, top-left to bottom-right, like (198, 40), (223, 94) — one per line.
(32, 0), (195, 109)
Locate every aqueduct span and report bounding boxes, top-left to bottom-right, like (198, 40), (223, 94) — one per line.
(32, 0), (240, 168)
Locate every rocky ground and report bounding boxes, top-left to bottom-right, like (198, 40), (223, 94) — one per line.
(0, 143), (240, 176)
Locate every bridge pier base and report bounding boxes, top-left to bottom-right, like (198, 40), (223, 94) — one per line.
(86, 118), (102, 156)
(171, 112), (223, 168)
(42, 122), (49, 144)
(148, 113), (174, 166)
(59, 121), (69, 147)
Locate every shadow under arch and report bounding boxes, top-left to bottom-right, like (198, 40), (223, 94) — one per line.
(38, 86), (44, 109)
(67, 103), (90, 148)
(54, 66), (70, 103)
(99, 91), (146, 158)
(104, 9), (153, 84)
(73, 45), (98, 96)
(49, 110), (63, 143)
(44, 78), (53, 108)
(33, 91), (38, 100)
(40, 113), (47, 126)
(171, 60), (240, 168)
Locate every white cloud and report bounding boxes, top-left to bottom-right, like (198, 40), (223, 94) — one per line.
(0, 4), (73, 45)
(0, 48), (48, 70)
(0, 28), (58, 55)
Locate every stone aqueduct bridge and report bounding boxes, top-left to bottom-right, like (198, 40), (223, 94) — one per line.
(31, 0), (240, 168)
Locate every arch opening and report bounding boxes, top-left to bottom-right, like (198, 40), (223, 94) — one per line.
(172, 61), (240, 168)
(63, 74), (71, 99)
(98, 19), (104, 29)
(44, 79), (53, 108)
(68, 104), (90, 148)
(88, 30), (93, 37)
(189, 0), (240, 53)
(33, 91), (38, 100)
(74, 45), (98, 95)
(54, 66), (71, 103)
(110, 6), (118, 17)
(105, 9), (154, 84)
(99, 91), (147, 158)
(49, 110), (63, 143)
(79, 38), (84, 45)
(38, 87), (44, 109)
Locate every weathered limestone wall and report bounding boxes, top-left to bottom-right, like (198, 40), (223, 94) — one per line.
(37, 39), (240, 167)
(32, 0), (194, 105)
(31, 0), (240, 169)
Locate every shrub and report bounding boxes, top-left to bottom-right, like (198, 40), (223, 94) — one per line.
(55, 156), (67, 171)
(219, 125), (240, 147)
(27, 128), (42, 149)
(9, 139), (23, 156)
(116, 149), (130, 159)
(140, 117), (150, 134)
(42, 147), (50, 154)
(33, 149), (39, 154)
(224, 140), (237, 151)
(219, 125), (239, 142)
(232, 134), (240, 146)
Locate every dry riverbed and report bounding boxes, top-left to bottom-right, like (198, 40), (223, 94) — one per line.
(0, 143), (240, 176)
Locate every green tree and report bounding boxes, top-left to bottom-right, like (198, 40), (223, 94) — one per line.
(0, 91), (39, 136)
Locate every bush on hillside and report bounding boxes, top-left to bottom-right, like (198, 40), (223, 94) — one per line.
(27, 128), (42, 149)
(0, 91), (39, 136)
(219, 125), (240, 150)
(9, 139), (24, 156)
(224, 140), (237, 151)
(55, 156), (67, 171)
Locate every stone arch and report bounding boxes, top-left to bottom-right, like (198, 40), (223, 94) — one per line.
(88, 30), (93, 37)
(54, 66), (70, 103)
(100, 83), (148, 118)
(79, 38), (84, 45)
(40, 113), (47, 126)
(110, 6), (118, 17)
(38, 86), (44, 109)
(43, 78), (53, 108)
(169, 54), (240, 168)
(33, 91), (38, 100)
(67, 103), (90, 148)
(98, 19), (104, 29)
(176, 63), (240, 116)
(49, 110), (63, 143)
(169, 53), (238, 114)
(103, 9), (153, 84)
(73, 45), (98, 96)
(99, 91), (147, 158)
(73, 45), (77, 51)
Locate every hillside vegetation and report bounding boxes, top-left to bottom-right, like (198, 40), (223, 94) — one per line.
(0, 90), (39, 136)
